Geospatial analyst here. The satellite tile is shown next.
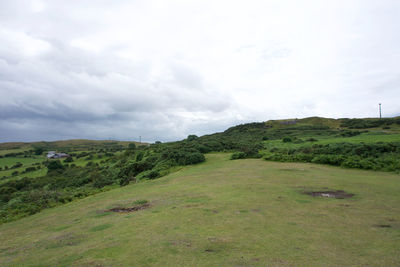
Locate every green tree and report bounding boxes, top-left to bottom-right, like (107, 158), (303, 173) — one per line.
(187, 135), (198, 141)
(47, 160), (64, 171)
(33, 147), (44, 155)
(128, 143), (136, 149)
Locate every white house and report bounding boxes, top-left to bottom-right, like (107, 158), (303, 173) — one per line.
(47, 151), (69, 159)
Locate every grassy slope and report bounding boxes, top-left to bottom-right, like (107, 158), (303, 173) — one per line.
(0, 157), (45, 184)
(0, 153), (399, 266)
(0, 140), (140, 150)
(264, 131), (400, 150)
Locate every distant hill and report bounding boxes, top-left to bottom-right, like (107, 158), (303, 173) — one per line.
(194, 116), (400, 148)
(0, 139), (146, 153)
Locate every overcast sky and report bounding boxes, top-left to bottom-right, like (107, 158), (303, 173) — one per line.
(1, 0), (399, 142)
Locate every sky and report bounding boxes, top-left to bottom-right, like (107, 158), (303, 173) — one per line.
(1, 0), (399, 142)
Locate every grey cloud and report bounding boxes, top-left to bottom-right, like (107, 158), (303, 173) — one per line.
(0, 0), (399, 142)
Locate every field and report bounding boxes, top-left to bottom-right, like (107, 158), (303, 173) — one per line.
(263, 131), (400, 150)
(0, 153), (399, 266)
(0, 139), (140, 185)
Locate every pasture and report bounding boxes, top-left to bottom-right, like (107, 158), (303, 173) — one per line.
(0, 153), (399, 266)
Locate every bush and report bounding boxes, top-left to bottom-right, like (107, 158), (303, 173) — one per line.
(264, 142), (400, 172)
(184, 152), (205, 165)
(282, 137), (292, 143)
(47, 160), (64, 171)
(147, 170), (160, 179)
(128, 143), (136, 149)
(64, 156), (74, 163)
(231, 152), (246, 160)
(119, 176), (134, 186)
(33, 147), (44, 155)
(24, 167), (37, 173)
(91, 172), (113, 188)
(11, 162), (23, 169)
(187, 135), (199, 141)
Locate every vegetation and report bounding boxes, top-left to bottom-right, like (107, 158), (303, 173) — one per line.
(0, 154), (398, 266)
(264, 142), (400, 171)
(1, 117), (400, 224)
(339, 117), (400, 129)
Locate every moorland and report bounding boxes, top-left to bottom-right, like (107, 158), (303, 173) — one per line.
(0, 117), (399, 266)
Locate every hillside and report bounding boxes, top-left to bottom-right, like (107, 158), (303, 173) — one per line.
(0, 117), (399, 265)
(0, 139), (145, 155)
(0, 153), (399, 266)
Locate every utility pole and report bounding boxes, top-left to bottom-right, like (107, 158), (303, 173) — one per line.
(139, 136), (141, 144)
(379, 103), (382, 119)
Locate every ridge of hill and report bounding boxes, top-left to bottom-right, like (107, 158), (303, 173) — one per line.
(0, 139), (145, 153)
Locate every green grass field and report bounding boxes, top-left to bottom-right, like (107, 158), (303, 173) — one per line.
(0, 153), (399, 266)
(0, 156), (45, 183)
(264, 131), (400, 150)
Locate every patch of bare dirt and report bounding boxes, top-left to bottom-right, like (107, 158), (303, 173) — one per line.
(107, 203), (150, 213)
(305, 190), (354, 199)
(373, 224), (391, 228)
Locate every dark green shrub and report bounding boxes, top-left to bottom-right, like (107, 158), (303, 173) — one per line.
(135, 151), (144, 162)
(64, 156), (73, 162)
(184, 152), (205, 165)
(11, 162), (23, 169)
(128, 143), (136, 149)
(0, 186), (16, 202)
(92, 172), (113, 188)
(47, 160), (64, 171)
(119, 176), (134, 186)
(282, 137), (292, 143)
(147, 170), (160, 179)
(33, 147), (44, 155)
(24, 167), (36, 173)
(187, 135), (199, 141)
(231, 152), (246, 160)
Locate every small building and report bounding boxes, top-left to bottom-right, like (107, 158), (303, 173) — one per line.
(47, 151), (69, 159)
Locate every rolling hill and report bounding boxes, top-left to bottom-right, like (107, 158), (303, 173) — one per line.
(0, 117), (399, 266)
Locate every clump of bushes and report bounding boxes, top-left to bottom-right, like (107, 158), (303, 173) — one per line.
(11, 162), (23, 169)
(264, 142), (400, 172)
(24, 167), (37, 173)
(340, 118), (400, 129)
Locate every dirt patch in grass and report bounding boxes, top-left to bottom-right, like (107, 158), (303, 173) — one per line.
(373, 224), (391, 228)
(107, 203), (150, 213)
(305, 190), (354, 199)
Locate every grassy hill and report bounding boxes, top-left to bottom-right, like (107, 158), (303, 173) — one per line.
(0, 153), (399, 266)
(0, 117), (399, 265)
(0, 139), (145, 156)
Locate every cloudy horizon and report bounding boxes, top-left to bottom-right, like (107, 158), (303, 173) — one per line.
(1, 0), (399, 143)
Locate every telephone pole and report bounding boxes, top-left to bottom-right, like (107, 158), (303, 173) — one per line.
(379, 103), (382, 119)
